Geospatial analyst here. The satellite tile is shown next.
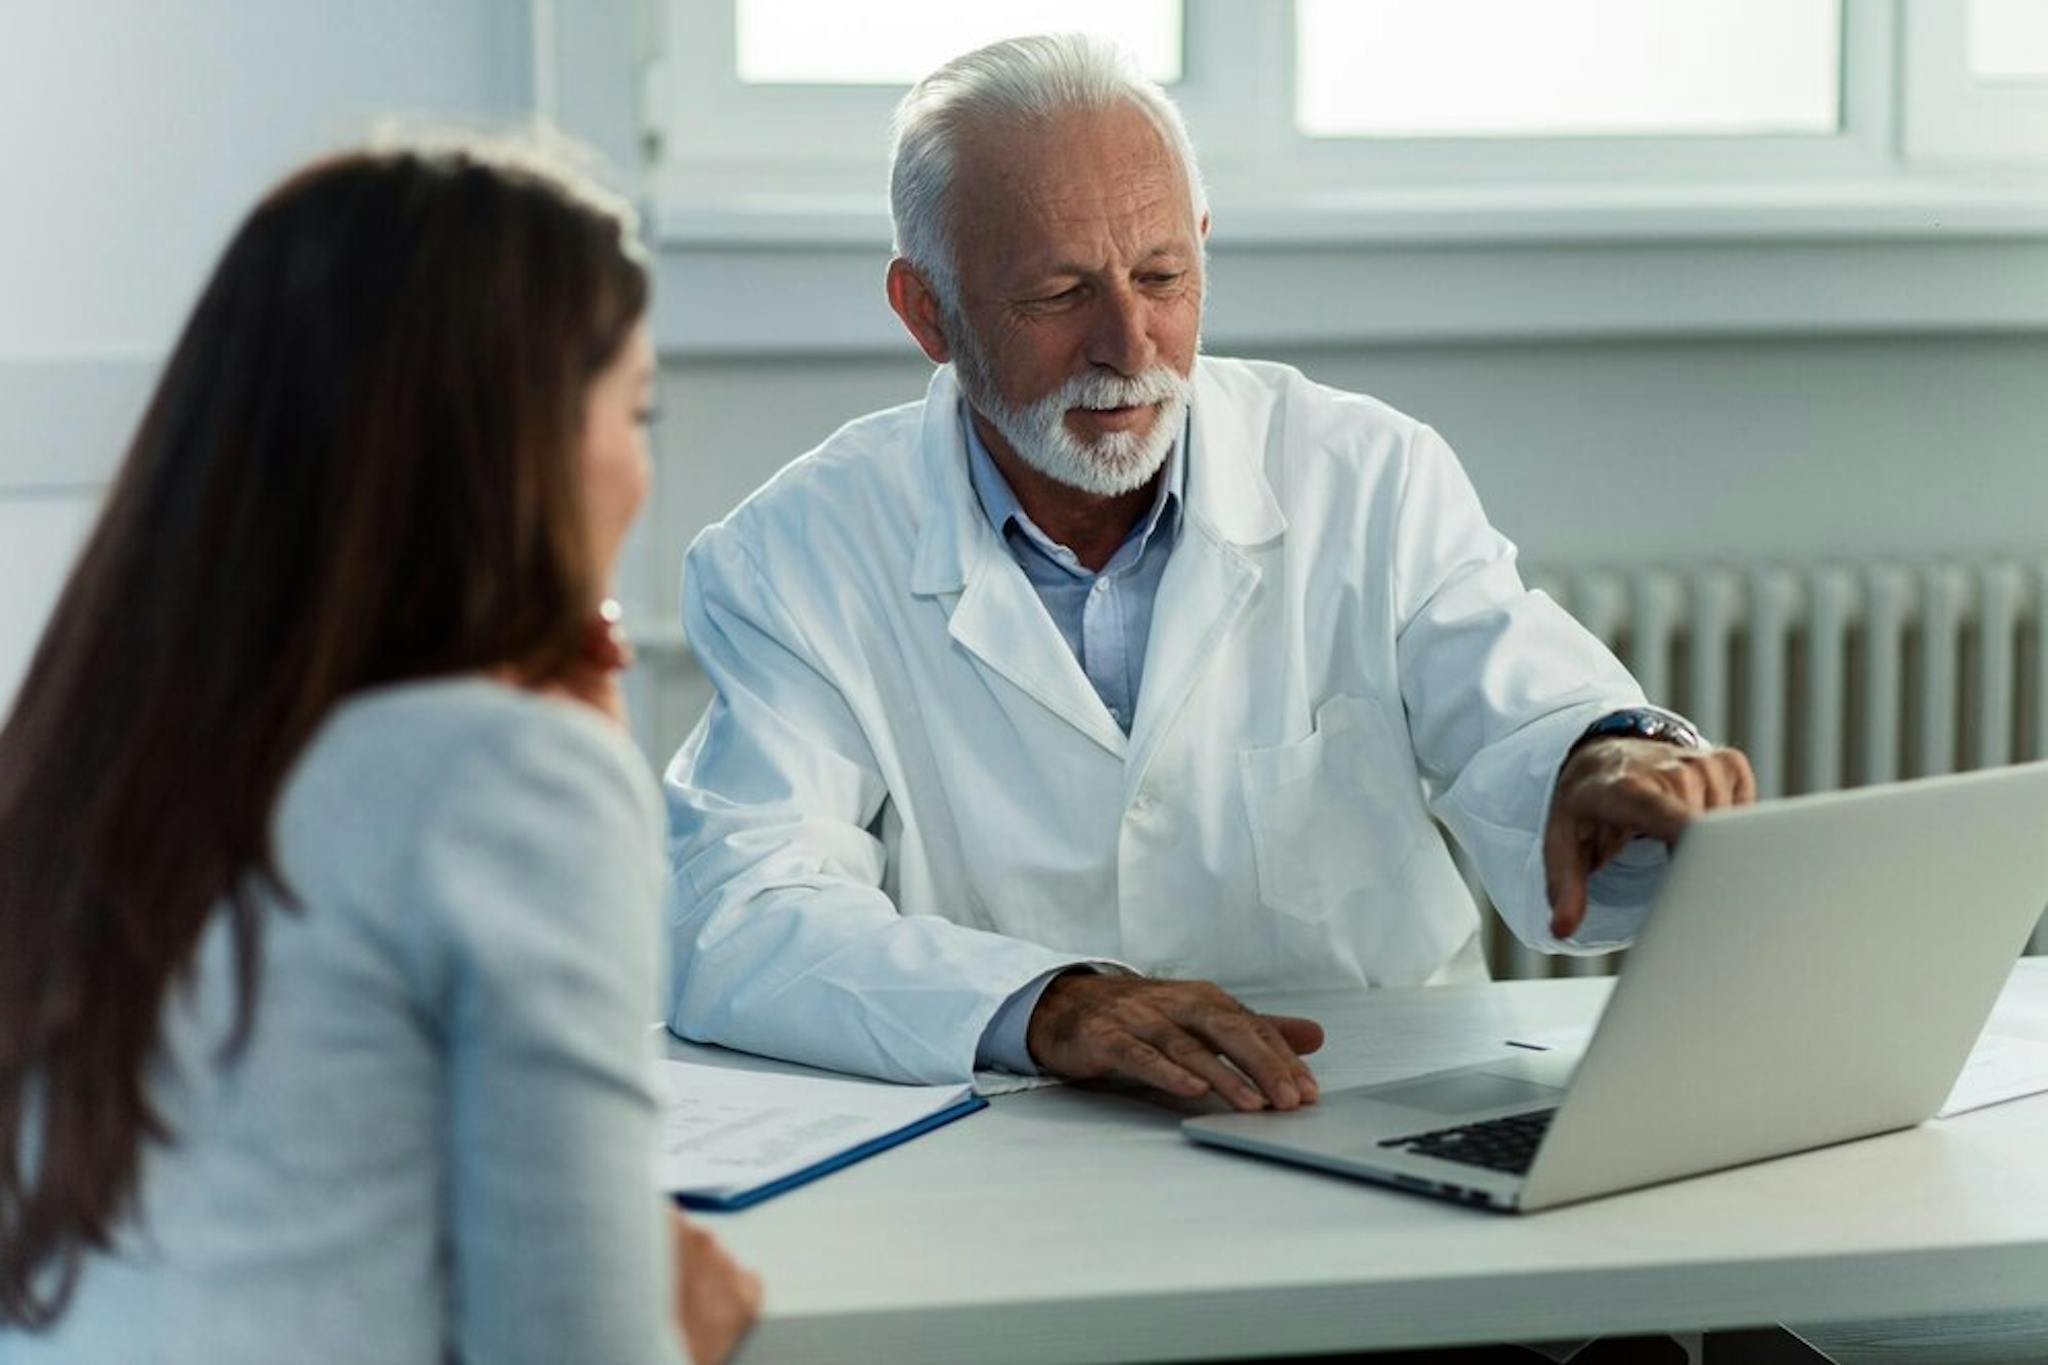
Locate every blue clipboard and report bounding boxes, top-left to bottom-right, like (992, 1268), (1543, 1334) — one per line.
(673, 1093), (988, 1213)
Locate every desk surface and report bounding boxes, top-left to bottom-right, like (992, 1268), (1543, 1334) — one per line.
(674, 959), (2048, 1365)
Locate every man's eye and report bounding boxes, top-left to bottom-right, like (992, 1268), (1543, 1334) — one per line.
(1032, 286), (1083, 305)
(1143, 272), (1184, 288)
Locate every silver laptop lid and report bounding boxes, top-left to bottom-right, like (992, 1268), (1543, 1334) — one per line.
(1519, 760), (2048, 1211)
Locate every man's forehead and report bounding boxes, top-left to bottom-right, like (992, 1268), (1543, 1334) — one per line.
(962, 104), (1174, 190)
(951, 105), (1198, 267)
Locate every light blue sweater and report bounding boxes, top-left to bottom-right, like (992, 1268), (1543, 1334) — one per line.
(7, 680), (686, 1364)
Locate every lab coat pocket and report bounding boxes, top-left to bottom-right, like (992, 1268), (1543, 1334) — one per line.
(1239, 693), (1431, 924)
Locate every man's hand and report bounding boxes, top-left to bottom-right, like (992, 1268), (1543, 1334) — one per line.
(1545, 736), (1757, 938)
(1025, 972), (1324, 1110)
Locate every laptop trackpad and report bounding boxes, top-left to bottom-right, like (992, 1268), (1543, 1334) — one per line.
(1368, 1070), (1561, 1115)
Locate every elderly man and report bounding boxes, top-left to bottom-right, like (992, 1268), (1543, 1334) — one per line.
(663, 34), (1754, 1109)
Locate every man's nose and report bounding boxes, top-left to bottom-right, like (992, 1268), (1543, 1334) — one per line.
(1086, 284), (1157, 377)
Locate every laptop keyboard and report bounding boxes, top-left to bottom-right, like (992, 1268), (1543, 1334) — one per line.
(1378, 1108), (1557, 1175)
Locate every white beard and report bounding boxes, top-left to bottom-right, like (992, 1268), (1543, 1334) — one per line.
(949, 320), (1191, 498)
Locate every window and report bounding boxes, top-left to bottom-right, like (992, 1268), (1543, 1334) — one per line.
(646, 1), (2048, 239)
(1905, 0), (2048, 164)
(732, 0), (1181, 85)
(647, 1), (1188, 208)
(1970, 0), (2048, 81)
(1293, 0), (1839, 140)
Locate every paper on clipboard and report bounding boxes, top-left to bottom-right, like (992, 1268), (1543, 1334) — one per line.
(654, 1060), (982, 1207)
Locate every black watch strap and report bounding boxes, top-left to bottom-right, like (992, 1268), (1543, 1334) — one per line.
(1573, 706), (1706, 753)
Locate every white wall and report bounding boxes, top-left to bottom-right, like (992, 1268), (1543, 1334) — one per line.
(0, 0), (532, 710)
(0, 493), (100, 691)
(1271, 332), (2048, 564)
(0, 1), (531, 359)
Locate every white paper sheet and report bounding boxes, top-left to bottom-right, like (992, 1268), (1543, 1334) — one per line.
(654, 1060), (977, 1200)
(1932, 1031), (2048, 1118)
(1502, 1025), (2048, 1120)
(972, 1070), (1063, 1097)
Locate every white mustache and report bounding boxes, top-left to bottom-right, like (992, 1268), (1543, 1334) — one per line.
(1058, 367), (1187, 413)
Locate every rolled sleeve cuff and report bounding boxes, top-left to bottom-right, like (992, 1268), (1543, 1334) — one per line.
(1571, 837), (1667, 948)
(975, 962), (1124, 1075)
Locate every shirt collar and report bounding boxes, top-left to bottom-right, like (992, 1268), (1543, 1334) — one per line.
(962, 403), (1186, 577)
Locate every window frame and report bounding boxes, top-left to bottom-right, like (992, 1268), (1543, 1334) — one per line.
(650, 0), (1918, 232)
(1190, 0), (1894, 199)
(1904, 0), (2048, 164)
(649, 0), (1202, 204)
(640, 0), (2048, 358)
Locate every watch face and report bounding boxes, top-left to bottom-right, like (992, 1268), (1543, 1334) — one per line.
(1593, 709), (1702, 748)
(1650, 717), (1703, 747)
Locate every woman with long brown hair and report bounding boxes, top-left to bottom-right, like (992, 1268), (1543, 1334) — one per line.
(0, 142), (757, 1362)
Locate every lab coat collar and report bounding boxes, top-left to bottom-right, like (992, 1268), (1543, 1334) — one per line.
(909, 358), (1285, 596)
(908, 366), (1127, 756)
(908, 365), (986, 598)
(1185, 359), (1287, 548)
(905, 362), (1282, 764)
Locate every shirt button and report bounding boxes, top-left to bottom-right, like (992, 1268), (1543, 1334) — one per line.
(1092, 579), (1109, 594)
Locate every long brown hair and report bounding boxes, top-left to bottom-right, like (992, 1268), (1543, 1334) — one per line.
(0, 141), (649, 1326)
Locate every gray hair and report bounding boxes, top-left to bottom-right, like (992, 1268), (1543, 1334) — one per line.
(888, 33), (1208, 306)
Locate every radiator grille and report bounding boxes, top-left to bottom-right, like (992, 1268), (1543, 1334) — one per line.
(1480, 559), (2048, 978)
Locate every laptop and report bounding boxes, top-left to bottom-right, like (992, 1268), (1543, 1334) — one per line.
(1184, 760), (2048, 1212)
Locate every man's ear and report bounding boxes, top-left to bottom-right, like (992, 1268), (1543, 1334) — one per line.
(886, 258), (954, 365)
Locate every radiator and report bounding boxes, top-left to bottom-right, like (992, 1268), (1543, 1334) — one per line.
(1475, 559), (2048, 979)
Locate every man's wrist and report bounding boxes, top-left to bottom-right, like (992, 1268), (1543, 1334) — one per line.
(977, 963), (1115, 1075)
(1570, 706), (1704, 758)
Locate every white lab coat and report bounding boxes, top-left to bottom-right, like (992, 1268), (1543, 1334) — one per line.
(665, 358), (1648, 1082)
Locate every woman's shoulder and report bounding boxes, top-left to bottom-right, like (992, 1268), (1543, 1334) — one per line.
(273, 677), (663, 911)
(318, 676), (645, 784)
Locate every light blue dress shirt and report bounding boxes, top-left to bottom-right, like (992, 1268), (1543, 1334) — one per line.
(963, 409), (1185, 735)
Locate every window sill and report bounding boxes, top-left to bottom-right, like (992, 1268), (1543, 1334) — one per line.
(651, 174), (2048, 358)
(659, 173), (2048, 247)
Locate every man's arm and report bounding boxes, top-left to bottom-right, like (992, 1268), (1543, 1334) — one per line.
(666, 527), (1100, 1083)
(1388, 425), (1752, 950)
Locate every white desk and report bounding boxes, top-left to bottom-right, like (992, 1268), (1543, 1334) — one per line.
(672, 959), (2048, 1364)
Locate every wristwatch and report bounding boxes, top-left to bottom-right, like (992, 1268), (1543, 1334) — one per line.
(1572, 706), (1706, 754)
